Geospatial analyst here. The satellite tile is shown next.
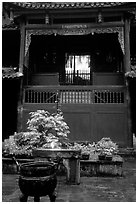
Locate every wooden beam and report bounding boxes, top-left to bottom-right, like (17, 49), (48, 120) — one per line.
(24, 21), (124, 30)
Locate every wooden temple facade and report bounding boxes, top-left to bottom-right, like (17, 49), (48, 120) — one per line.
(2, 2), (136, 147)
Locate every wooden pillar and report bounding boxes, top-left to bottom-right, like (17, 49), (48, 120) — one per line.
(124, 17), (131, 73)
(19, 23), (25, 73)
(124, 16), (133, 147)
(17, 23), (26, 132)
(17, 78), (23, 132)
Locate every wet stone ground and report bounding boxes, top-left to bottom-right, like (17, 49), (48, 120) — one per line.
(2, 157), (136, 202)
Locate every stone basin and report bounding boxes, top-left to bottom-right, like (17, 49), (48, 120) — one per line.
(32, 148), (81, 159)
(32, 148), (81, 184)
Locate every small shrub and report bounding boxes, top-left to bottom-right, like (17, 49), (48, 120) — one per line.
(95, 137), (119, 156)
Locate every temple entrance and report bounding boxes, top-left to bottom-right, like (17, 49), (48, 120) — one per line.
(27, 33), (124, 86)
(22, 32), (127, 146)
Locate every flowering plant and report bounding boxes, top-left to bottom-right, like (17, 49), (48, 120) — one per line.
(3, 110), (70, 156)
(95, 137), (119, 156)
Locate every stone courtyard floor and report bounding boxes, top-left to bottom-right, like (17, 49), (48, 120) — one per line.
(2, 157), (136, 202)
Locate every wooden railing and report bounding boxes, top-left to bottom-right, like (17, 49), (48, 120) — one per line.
(23, 85), (126, 104)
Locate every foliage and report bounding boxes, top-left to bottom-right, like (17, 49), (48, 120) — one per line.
(3, 132), (39, 156)
(69, 142), (96, 155)
(27, 110), (70, 140)
(3, 110), (70, 156)
(3, 109), (119, 160)
(68, 138), (118, 157)
(95, 137), (119, 156)
(125, 65), (136, 78)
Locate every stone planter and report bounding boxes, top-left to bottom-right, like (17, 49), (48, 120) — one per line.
(80, 156), (124, 177)
(105, 155), (113, 161)
(98, 154), (113, 161)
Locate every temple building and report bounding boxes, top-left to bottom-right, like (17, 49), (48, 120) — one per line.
(2, 2), (136, 147)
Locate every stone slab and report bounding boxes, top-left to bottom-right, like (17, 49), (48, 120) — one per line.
(32, 148), (81, 159)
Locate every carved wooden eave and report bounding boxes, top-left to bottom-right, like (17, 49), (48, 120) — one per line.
(2, 2), (135, 30)
(25, 25), (125, 55)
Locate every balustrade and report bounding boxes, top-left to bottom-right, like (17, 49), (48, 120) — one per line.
(24, 86), (126, 104)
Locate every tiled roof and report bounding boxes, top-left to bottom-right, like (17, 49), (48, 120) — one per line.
(2, 68), (23, 79)
(12, 2), (128, 10)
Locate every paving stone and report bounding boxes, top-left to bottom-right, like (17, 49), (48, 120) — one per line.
(2, 157), (136, 202)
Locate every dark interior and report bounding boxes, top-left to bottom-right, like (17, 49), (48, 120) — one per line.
(29, 33), (123, 75)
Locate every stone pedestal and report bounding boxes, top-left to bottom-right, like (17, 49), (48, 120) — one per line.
(32, 148), (81, 184)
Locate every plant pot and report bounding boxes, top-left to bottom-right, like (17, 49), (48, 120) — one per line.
(98, 154), (106, 160)
(81, 154), (90, 160)
(105, 155), (112, 161)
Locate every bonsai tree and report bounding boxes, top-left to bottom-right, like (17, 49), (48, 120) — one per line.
(27, 110), (70, 148)
(3, 110), (70, 157)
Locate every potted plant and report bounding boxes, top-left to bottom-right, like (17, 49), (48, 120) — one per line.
(69, 142), (96, 160)
(3, 110), (70, 158)
(95, 137), (119, 161)
(81, 147), (90, 160)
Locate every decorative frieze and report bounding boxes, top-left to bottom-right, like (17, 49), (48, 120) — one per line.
(25, 26), (124, 56)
